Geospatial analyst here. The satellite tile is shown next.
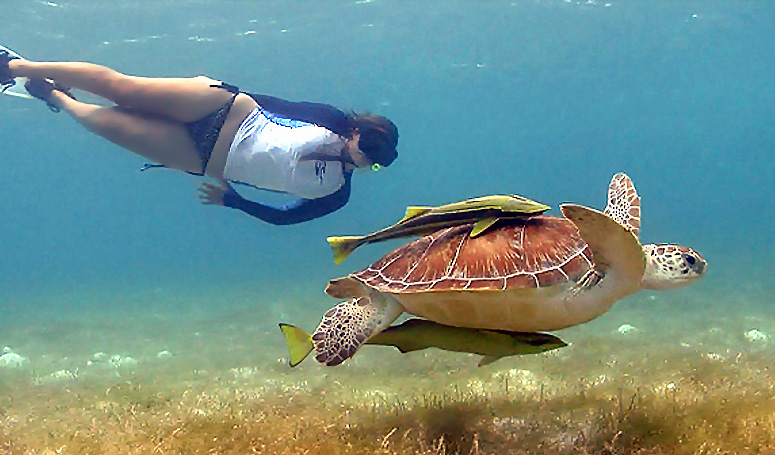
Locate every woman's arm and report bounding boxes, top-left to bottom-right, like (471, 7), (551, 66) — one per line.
(199, 179), (351, 225)
(247, 93), (351, 138)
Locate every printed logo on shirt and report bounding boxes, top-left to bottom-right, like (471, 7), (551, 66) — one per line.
(265, 112), (312, 128)
(315, 161), (326, 184)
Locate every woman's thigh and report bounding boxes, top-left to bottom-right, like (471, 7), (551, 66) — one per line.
(81, 106), (203, 173)
(111, 75), (235, 124)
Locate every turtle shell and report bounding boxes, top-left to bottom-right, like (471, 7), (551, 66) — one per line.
(347, 216), (603, 332)
(354, 216), (593, 293)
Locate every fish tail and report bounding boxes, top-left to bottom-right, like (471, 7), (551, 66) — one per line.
(279, 324), (314, 367)
(327, 236), (363, 265)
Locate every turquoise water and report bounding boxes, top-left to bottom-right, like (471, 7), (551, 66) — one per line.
(1, 1), (774, 453)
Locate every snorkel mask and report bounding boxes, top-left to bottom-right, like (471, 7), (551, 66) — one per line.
(357, 128), (397, 170)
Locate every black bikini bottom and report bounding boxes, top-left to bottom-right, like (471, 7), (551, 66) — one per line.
(184, 92), (238, 175)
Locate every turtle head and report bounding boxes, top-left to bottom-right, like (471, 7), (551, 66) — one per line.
(641, 244), (707, 290)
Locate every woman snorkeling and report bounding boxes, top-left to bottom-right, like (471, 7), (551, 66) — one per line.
(0, 49), (398, 225)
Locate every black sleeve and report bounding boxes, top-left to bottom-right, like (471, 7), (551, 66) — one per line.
(221, 178), (352, 225)
(247, 93), (352, 137)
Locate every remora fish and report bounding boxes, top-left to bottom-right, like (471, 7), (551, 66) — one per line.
(279, 318), (566, 368)
(327, 194), (550, 264)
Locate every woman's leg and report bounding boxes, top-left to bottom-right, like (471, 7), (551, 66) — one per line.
(49, 91), (203, 173)
(8, 60), (234, 123)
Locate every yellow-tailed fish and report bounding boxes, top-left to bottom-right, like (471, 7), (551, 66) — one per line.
(279, 318), (566, 368)
(327, 194), (550, 265)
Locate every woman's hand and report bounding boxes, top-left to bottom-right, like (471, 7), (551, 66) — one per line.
(197, 179), (229, 206)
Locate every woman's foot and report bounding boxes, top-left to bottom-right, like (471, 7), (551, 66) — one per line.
(0, 50), (20, 92)
(24, 78), (75, 112)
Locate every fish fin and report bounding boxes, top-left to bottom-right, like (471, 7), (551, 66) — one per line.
(470, 218), (498, 237)
(504, 195), (552, 214)
(390, 343), (424, 354)
(327, 236), (363, 265)
(477, 355), (503, 367)
(279, 324), (314, 367)
(399, 206), (433, 222)
(386, 344), (416, 354)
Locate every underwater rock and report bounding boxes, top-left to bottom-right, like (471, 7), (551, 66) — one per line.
(491, 369), (540, 392)
(492, 417), (529, 435)
(84, 353), (139, 372)
(703, 352), (724, 362)
(86, 352), (109, 366)
(231, 366), (261, 379)
(35, 369), (78, 384)
(496, 368), (537, 383)
(0, 351), (28, 368)
(109, 354), (139, 368)
(616, 324), (639, 335)
(744, 329), (769, 343)
(466, 379), (487, 394)
(654, 381), (678, 394)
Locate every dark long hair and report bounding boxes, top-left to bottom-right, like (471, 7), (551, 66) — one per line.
(298, 113), (399, 167)
(347, 112), (399, 167)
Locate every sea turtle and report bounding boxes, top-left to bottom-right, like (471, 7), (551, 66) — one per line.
(327, 194), (550, 264)
(307, 173), (707, 366)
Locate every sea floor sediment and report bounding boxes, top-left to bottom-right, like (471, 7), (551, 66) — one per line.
(2, 284), (774, 454)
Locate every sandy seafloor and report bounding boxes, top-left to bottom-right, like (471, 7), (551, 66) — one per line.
(1, 0), (774, 453)
(2, 261), (775, 454)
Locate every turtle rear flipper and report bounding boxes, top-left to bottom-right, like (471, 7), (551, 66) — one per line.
(311, 295), (403, 366)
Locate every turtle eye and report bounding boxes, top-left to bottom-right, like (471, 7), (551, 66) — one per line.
(683, 253), (706, 275)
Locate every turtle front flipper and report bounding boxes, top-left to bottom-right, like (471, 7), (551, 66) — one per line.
(561, 204), (645, 297)
(603, 172), (641, 237)
(311, 294), (404, 366)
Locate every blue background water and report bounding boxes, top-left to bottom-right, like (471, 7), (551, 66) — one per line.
(1, 0), (772, 325)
